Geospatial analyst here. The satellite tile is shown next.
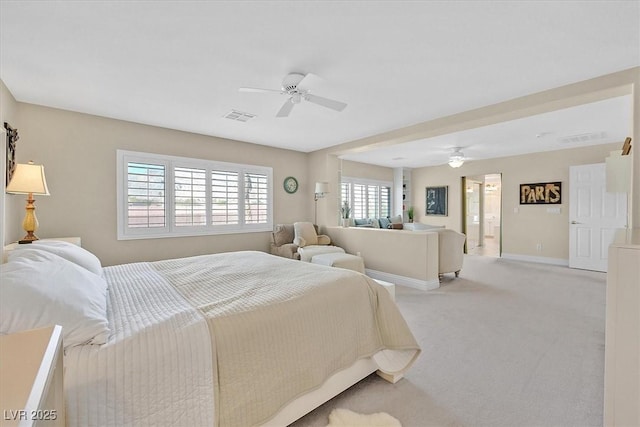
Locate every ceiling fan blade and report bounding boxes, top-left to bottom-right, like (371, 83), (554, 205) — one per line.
(239, 87), (285, 95)
(296, 72), (323, 92)
(276, 99), (295, 117)
(304, 93), (347, 112)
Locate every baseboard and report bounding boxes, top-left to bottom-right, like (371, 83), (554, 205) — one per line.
(501, 253), (569, 266)
(365, 269), (440, 291)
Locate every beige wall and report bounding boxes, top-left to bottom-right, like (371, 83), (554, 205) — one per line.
(306, 156), (394, 227)
(321, 67), (640, 228)
(3, 68), (638, 265)
(9, 103), (311, 266)
(308, 67), (639, 262)
(340, 159), (393, 182)
(307, 151), (341, 227)
(411, 143), (620, 261)
(0, 80), (19, 249)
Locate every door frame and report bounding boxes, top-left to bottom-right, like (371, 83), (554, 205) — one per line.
(461, 174), (503, 257)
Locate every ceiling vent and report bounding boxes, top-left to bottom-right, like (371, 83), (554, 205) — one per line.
(558, 131), (606, 144)
(224, 110), (256, 122)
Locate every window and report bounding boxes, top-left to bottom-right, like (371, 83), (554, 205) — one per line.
(126, 162), (166, 229)
(211, 170), (239, 225)
(174, 167), (206, 227)
(117, 150), (272, 239)
(341, 177), (392, 219)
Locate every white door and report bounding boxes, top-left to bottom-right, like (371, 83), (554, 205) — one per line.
(569, 163), (627, 272)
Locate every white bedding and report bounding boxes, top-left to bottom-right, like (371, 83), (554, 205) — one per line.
(64, 261), (214, 427)
(63, 252), (419, 427)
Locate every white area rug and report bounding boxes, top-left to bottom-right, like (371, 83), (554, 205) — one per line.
(327, 408), (401, 427)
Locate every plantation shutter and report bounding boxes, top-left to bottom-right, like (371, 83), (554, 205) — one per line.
(341, 182), (350, 203)
(244, 172), (268, 224)
(353, 184), (367, 219)
(381, 186), (391, 217)
(211, 170), (239, 225)
(126, 162), (166, 228)
(367, 185), (379, 218)
(174, 167), (207, 226)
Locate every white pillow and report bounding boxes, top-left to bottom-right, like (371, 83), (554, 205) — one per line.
(389, 214), (403, 224)
(1, 249), (110, 348)
(293, 222), (318, 248)
(15, 240), (103, 276)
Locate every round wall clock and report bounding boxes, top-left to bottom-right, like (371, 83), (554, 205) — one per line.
(283, 176), (298, 194)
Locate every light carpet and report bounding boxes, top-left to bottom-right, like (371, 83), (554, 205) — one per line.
(326, 409), (401, 427)
(291, 255), (606, 427)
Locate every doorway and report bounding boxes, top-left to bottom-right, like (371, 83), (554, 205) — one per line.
(463, 174), (502, 257)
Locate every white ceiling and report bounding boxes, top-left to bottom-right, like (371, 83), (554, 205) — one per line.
(341, 95), (633, 168)
(1, 1), (639, 167)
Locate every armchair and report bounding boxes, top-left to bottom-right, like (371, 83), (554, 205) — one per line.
(293, 222), (344, 262)
(270, 224), (300, 260)
(270, 222), (341, 261)
(293, 222), (331, 247)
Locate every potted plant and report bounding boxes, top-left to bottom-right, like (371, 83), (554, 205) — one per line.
(407, 206), (414, 223)
(340, 200), (351, 227)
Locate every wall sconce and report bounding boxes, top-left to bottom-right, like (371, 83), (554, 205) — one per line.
(314, 182), (329, 201)
(448, 147), (465, 168)
(314, 182), (329, 224)
(6, 161), (50, 243)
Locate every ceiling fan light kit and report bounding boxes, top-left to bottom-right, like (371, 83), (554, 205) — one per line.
(448, 147), (465, 168)
(239, 72), (347, 118)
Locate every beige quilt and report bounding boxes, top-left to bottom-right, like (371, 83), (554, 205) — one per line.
(152, 251), (420, 427)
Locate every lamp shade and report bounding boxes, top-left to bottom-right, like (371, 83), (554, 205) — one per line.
(6, 162), (50, 195)
(315, 182), (329, 195)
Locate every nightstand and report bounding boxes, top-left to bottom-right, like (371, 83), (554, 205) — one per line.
(2, 237), (81, 263)
(0, 325), (65, 426)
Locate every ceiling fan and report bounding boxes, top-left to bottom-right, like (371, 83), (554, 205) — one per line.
(239, 73), (347, 118)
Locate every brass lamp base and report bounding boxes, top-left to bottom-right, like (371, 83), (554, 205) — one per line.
(20, 193), (40, 243)
(19, 232), (39, 243)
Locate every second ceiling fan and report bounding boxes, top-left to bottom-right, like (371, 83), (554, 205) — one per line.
(239, 72), (347, 118)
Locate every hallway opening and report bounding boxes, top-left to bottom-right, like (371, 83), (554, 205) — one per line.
(463, 173), (502, 257)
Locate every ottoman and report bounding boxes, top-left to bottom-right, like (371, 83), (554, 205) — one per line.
(311, 252), (365, 274)
(297, 245), (345, 262)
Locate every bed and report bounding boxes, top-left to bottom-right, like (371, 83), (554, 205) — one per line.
(1, 244), (420, 427)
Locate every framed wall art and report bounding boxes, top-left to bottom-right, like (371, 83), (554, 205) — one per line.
(519, 181), (561, 204)
(426, 186), (448, 216)
(4, 122), (19, 187)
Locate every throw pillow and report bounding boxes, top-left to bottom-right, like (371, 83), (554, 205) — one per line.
(293, 222), (318, 247)
(273, 224), (294, 246)
(389, 214), (403, 224)
(378, 217), (391, 229)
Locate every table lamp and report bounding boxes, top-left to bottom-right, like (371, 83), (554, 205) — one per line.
(6, 161), (50, 243)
